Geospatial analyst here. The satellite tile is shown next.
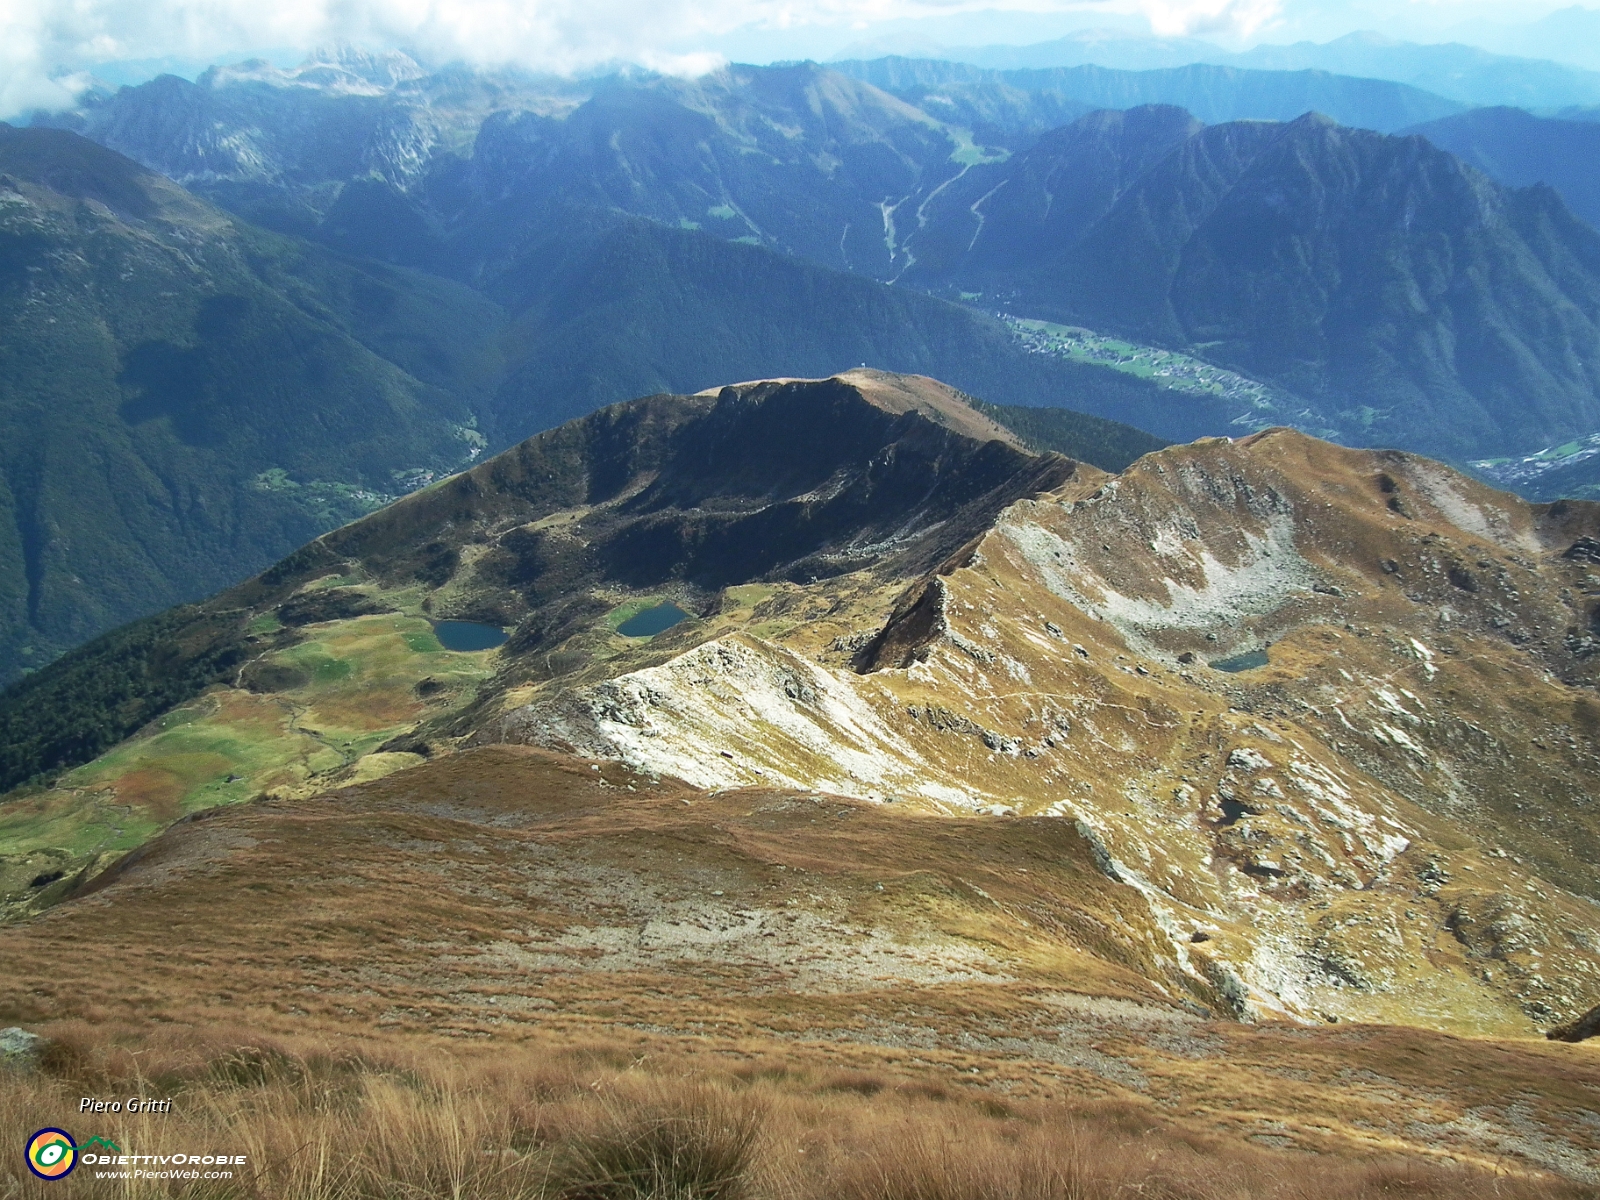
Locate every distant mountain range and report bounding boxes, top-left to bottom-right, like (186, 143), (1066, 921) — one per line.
(12, 46), (1600, 678)
(828, 57), (1464, 138)
(40, 53), (1600, 469)
(902, 106), (1600, 462)
(44, 51), (1468, 247)
(916, 29), (1600, 111)
(0, 118), (1178, 686)
(1444, 5), (1600, 74)
(1405, 107), (1600, 230)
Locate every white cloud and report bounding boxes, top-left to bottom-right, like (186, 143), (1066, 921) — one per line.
(0, 0), (1546, 119)
(15, 0), (880, 115)
(1140, 0), (1282, 37)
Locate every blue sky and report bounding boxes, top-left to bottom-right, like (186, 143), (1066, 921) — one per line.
(706, 2), (1600, 60)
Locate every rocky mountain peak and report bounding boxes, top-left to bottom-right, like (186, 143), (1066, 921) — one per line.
(713, 369), (1025, 448)
(298, 44), (428, 90)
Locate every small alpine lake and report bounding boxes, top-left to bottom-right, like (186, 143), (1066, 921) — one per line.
(617, 603), (692, 638)
(433, 621), (510, 652)
(1210, 647), (1270, 673)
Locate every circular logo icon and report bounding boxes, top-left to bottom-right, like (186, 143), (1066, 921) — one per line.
(26, 1129), (77, 1180)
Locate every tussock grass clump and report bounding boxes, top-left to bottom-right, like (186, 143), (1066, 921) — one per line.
(555, 1083), (761, 1200)
(819, 1071), (888, 1097)
(821, 1114), (1572, 1200)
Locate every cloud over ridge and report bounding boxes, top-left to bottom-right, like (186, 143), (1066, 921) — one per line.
(0, 0), (1303, 117)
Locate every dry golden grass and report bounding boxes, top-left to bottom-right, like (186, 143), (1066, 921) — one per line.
(4, 750), (1598, 1193)
(2, 1028), (1587, 1200)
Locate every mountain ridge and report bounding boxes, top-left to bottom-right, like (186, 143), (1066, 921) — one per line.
(3, 371), (1599, 1052)
(0, 123), (492, 684)
(1405, 106), (1600, 230)
(920, 30), (1600, 110)
(830, 57), (1465, 136)
(0, 370), (1096, 798)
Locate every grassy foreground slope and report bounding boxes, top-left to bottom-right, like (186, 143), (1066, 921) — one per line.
(1, 749), (1596, 1195)
(2, 375), (1600, 1186)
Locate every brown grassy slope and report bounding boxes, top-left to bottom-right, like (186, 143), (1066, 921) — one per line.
(1, 747), (1597, 1187)
(952, 426), (1600, 904)
(827, 368), (1026, 447)
(2, 1033), (1593, 1200)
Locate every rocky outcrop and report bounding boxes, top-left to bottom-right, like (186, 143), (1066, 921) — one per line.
(499, 422), (1600, 1031)
(1547, 1002), (1600, 1042)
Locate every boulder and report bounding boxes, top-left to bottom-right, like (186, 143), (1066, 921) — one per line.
(0, 1026), (45, 1068)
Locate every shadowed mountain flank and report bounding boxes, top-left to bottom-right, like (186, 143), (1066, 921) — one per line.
(470, 214), (1200, 450)
(324, 371), (1084, 610)
(904, 110), (1600, 462)
(1405, 107), (1600, 230)
(0, 124), (498, 684)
